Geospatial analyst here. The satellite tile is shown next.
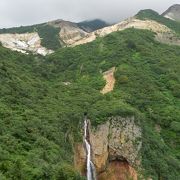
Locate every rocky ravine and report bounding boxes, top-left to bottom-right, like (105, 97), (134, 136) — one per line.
(0, 32), (53, 56)
(74, 116), (142, 180)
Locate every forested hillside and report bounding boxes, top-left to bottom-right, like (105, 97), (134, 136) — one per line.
(0, 26), (179, 179)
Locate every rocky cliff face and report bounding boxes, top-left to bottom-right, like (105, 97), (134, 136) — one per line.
(98, 161), (138, 180)
(162, 4), (180, 22)
(74, 116), (142, 180)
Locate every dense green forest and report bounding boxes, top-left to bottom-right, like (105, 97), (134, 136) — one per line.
(0, 22), (180, 180)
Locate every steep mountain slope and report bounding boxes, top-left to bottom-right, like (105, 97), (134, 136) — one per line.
(69, 9), (180, 48)
(1, 8), (180, 56)
(47, 19), (88, 46)
(70, 18), (180, 47)
(0, 19), (109, 55)
(162, 4), (180, 22)
(0, 27), (179, 179)
(136, 9), (180, 35)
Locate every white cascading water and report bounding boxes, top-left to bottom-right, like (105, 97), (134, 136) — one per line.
(84, 117), (96, 180)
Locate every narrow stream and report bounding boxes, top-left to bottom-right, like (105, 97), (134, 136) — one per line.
(84, 116), (96, 180)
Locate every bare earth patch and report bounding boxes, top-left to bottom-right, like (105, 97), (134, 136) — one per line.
(0, 33), (53, 56)
(100, 67), (116, 94)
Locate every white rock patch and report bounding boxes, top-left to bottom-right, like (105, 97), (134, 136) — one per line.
(164, 13), (175, 21)
(0, 32), (53, 56)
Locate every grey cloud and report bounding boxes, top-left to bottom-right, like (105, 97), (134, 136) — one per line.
(0, 0), (179, 28)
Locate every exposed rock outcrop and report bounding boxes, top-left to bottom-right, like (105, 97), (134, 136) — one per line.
(70, 18), (180, 47)
(1, 16), (179, 56)
(25, 17), (180, 49)
(155, 32), (180, 46)
(59, 22), (88, 45)
(98, 161), (138, 180)
(74, 116), (142, 180)
(90, 121), (110, 172)
(48, 19), (88, 45)
(0, 18), (108, 55)
(0, 33), (53, 56)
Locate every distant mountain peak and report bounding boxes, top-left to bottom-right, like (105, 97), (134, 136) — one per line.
(167, 4), (180, 9)
(162, 4), (180, 21)
(77, 19), (109, 32)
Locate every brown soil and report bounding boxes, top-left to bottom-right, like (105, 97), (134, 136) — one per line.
(100, 67), (116, 94)
(98, 160), (138, 180)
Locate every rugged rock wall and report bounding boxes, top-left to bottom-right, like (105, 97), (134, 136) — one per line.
(74, 116), (142, 180)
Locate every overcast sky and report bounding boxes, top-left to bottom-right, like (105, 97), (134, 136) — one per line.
(0, 0), (179, 28)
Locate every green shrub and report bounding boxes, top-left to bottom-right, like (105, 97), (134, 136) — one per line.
(171, 121), (180, 132)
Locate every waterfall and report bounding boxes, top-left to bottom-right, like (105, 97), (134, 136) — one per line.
(84, 117), (96, 180)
